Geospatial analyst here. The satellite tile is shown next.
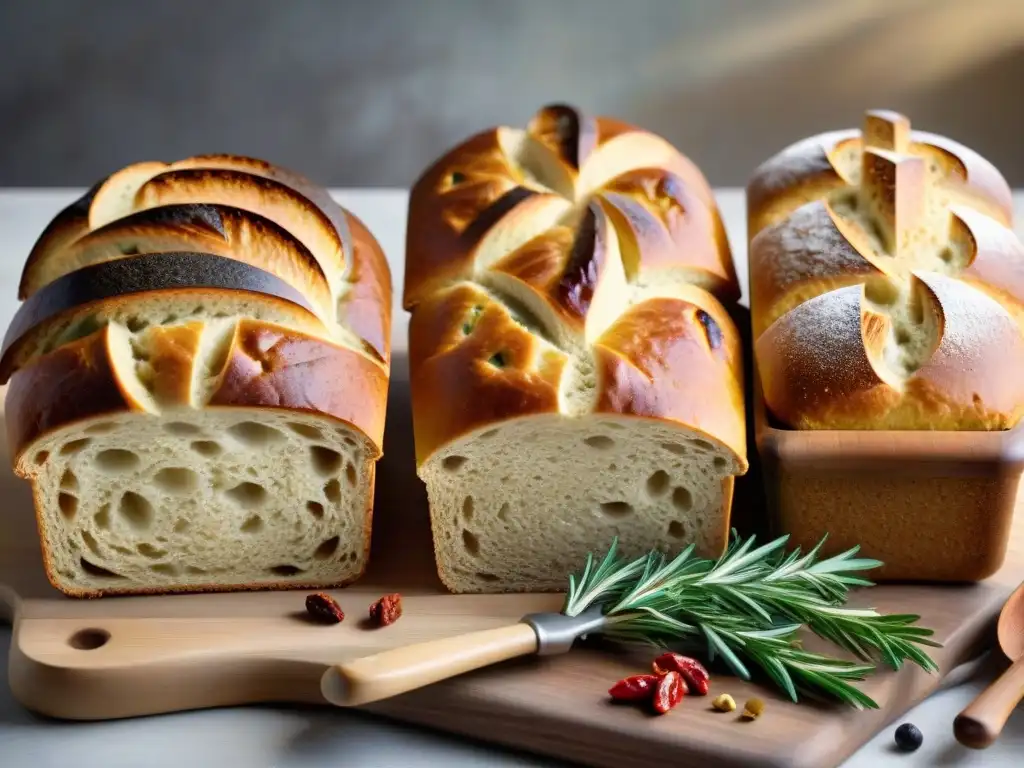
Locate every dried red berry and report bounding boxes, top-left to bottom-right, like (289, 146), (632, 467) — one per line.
(305, 592), (344, 624)
(608, 674), (660, 702)
(369, 593), (402, 626)
(653, 670), (686, 714)
(653, 652), (710, 696)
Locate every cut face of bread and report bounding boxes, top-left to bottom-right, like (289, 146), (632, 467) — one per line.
(20, 408), (373, 596)
(421, 415), (735, 593)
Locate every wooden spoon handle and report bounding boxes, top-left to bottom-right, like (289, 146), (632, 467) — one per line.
(954, 655), (1024, 749)
(320, 622), (539, 707)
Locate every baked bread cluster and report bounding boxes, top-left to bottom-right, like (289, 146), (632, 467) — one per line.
(748, 109), (1024, 430)
(405, 104), (748, 593)
(2, 154), (391, 596)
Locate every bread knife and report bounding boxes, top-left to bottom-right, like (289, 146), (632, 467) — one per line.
(321, 606), (606, 706)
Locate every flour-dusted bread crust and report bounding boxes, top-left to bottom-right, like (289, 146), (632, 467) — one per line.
(749, 109), (1024, 430)
(406, 103), (747, 593)
(746, 111), (1013, 236)
(6, 155), (391, 597)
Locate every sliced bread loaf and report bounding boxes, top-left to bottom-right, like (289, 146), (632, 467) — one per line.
(405, 104), (747, 593)
(5, 156), (391, 597)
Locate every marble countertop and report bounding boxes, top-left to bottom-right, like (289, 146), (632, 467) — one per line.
(1, 188), (1024, 768)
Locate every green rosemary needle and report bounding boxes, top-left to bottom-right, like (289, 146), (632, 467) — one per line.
(562, 532), (940, 709)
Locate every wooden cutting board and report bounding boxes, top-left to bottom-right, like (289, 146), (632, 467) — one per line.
(2, 351), (1021, 768)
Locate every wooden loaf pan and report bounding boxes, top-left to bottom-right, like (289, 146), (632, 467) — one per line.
(754, 373), (1024, 582)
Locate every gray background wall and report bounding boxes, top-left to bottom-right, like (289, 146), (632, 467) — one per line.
(2, 0), (1023, 189)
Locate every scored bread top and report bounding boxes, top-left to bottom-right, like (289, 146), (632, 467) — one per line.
(405, 104), (738, 311)
(6, 317), (388, 466)
(6, 155), (392, 455)
(53, 204), (335, 322)
(0, 252), (325, 382)
(749, 109), (1024, 430)
(18, 154), (391, 365)
(406, 103), (747, 469)
(747, 109), (1013, 237)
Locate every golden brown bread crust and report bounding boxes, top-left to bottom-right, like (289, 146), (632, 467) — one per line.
(408, 282), (567, 465)
(157, 156), (392, 365)
(132, 168), (346, 277)
(749, 109), (1024, 430)
(209, 318), (387, 452)
(182, 154), (358, 257)
(525, 103), (599, 170)
(27, 204), (334, 319)
(343, 210), (392, 365)
(599, 170), (736, 301)
(404, 104), (739, 312)
(5, 331), (132, 462)
(196, 157), (394, 364)
(404, 129), (541, 308)
(953, 206), (1024, 321)
(10, 154), (390, 428)
(87, 154), (354, 256)
(0, 253), (326, 383)
(756, 278), (1024, 430)
(19, 179), (108, 299)
(486, 201), (618, 339)
(746, 130), (853, 228)
(20, 153), (391, 368)
(185, 157), (392, 364)
(593, 294), (746, 467)
(7, 318), (387, 464)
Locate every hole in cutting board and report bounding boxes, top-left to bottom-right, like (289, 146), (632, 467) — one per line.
(68, 627), (110, 650)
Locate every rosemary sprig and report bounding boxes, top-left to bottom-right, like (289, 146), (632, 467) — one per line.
(562, 533), (941, 709)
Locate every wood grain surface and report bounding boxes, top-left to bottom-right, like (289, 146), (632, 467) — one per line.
(2, 346), (1022, 768)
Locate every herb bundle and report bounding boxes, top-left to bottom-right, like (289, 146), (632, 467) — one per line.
(562, 532), (940, 709)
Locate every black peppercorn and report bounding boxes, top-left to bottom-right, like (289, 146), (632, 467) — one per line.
(894, 723), (923, 752)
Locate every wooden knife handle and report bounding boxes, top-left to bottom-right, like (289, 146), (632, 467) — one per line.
(954, 655), (1024, 749)
(320, 622), (539, 707)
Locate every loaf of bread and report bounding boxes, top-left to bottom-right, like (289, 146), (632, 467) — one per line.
(748, 109), (1024, 430)
(2, 155), (391, 596)
(405, 104), (748, 593)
